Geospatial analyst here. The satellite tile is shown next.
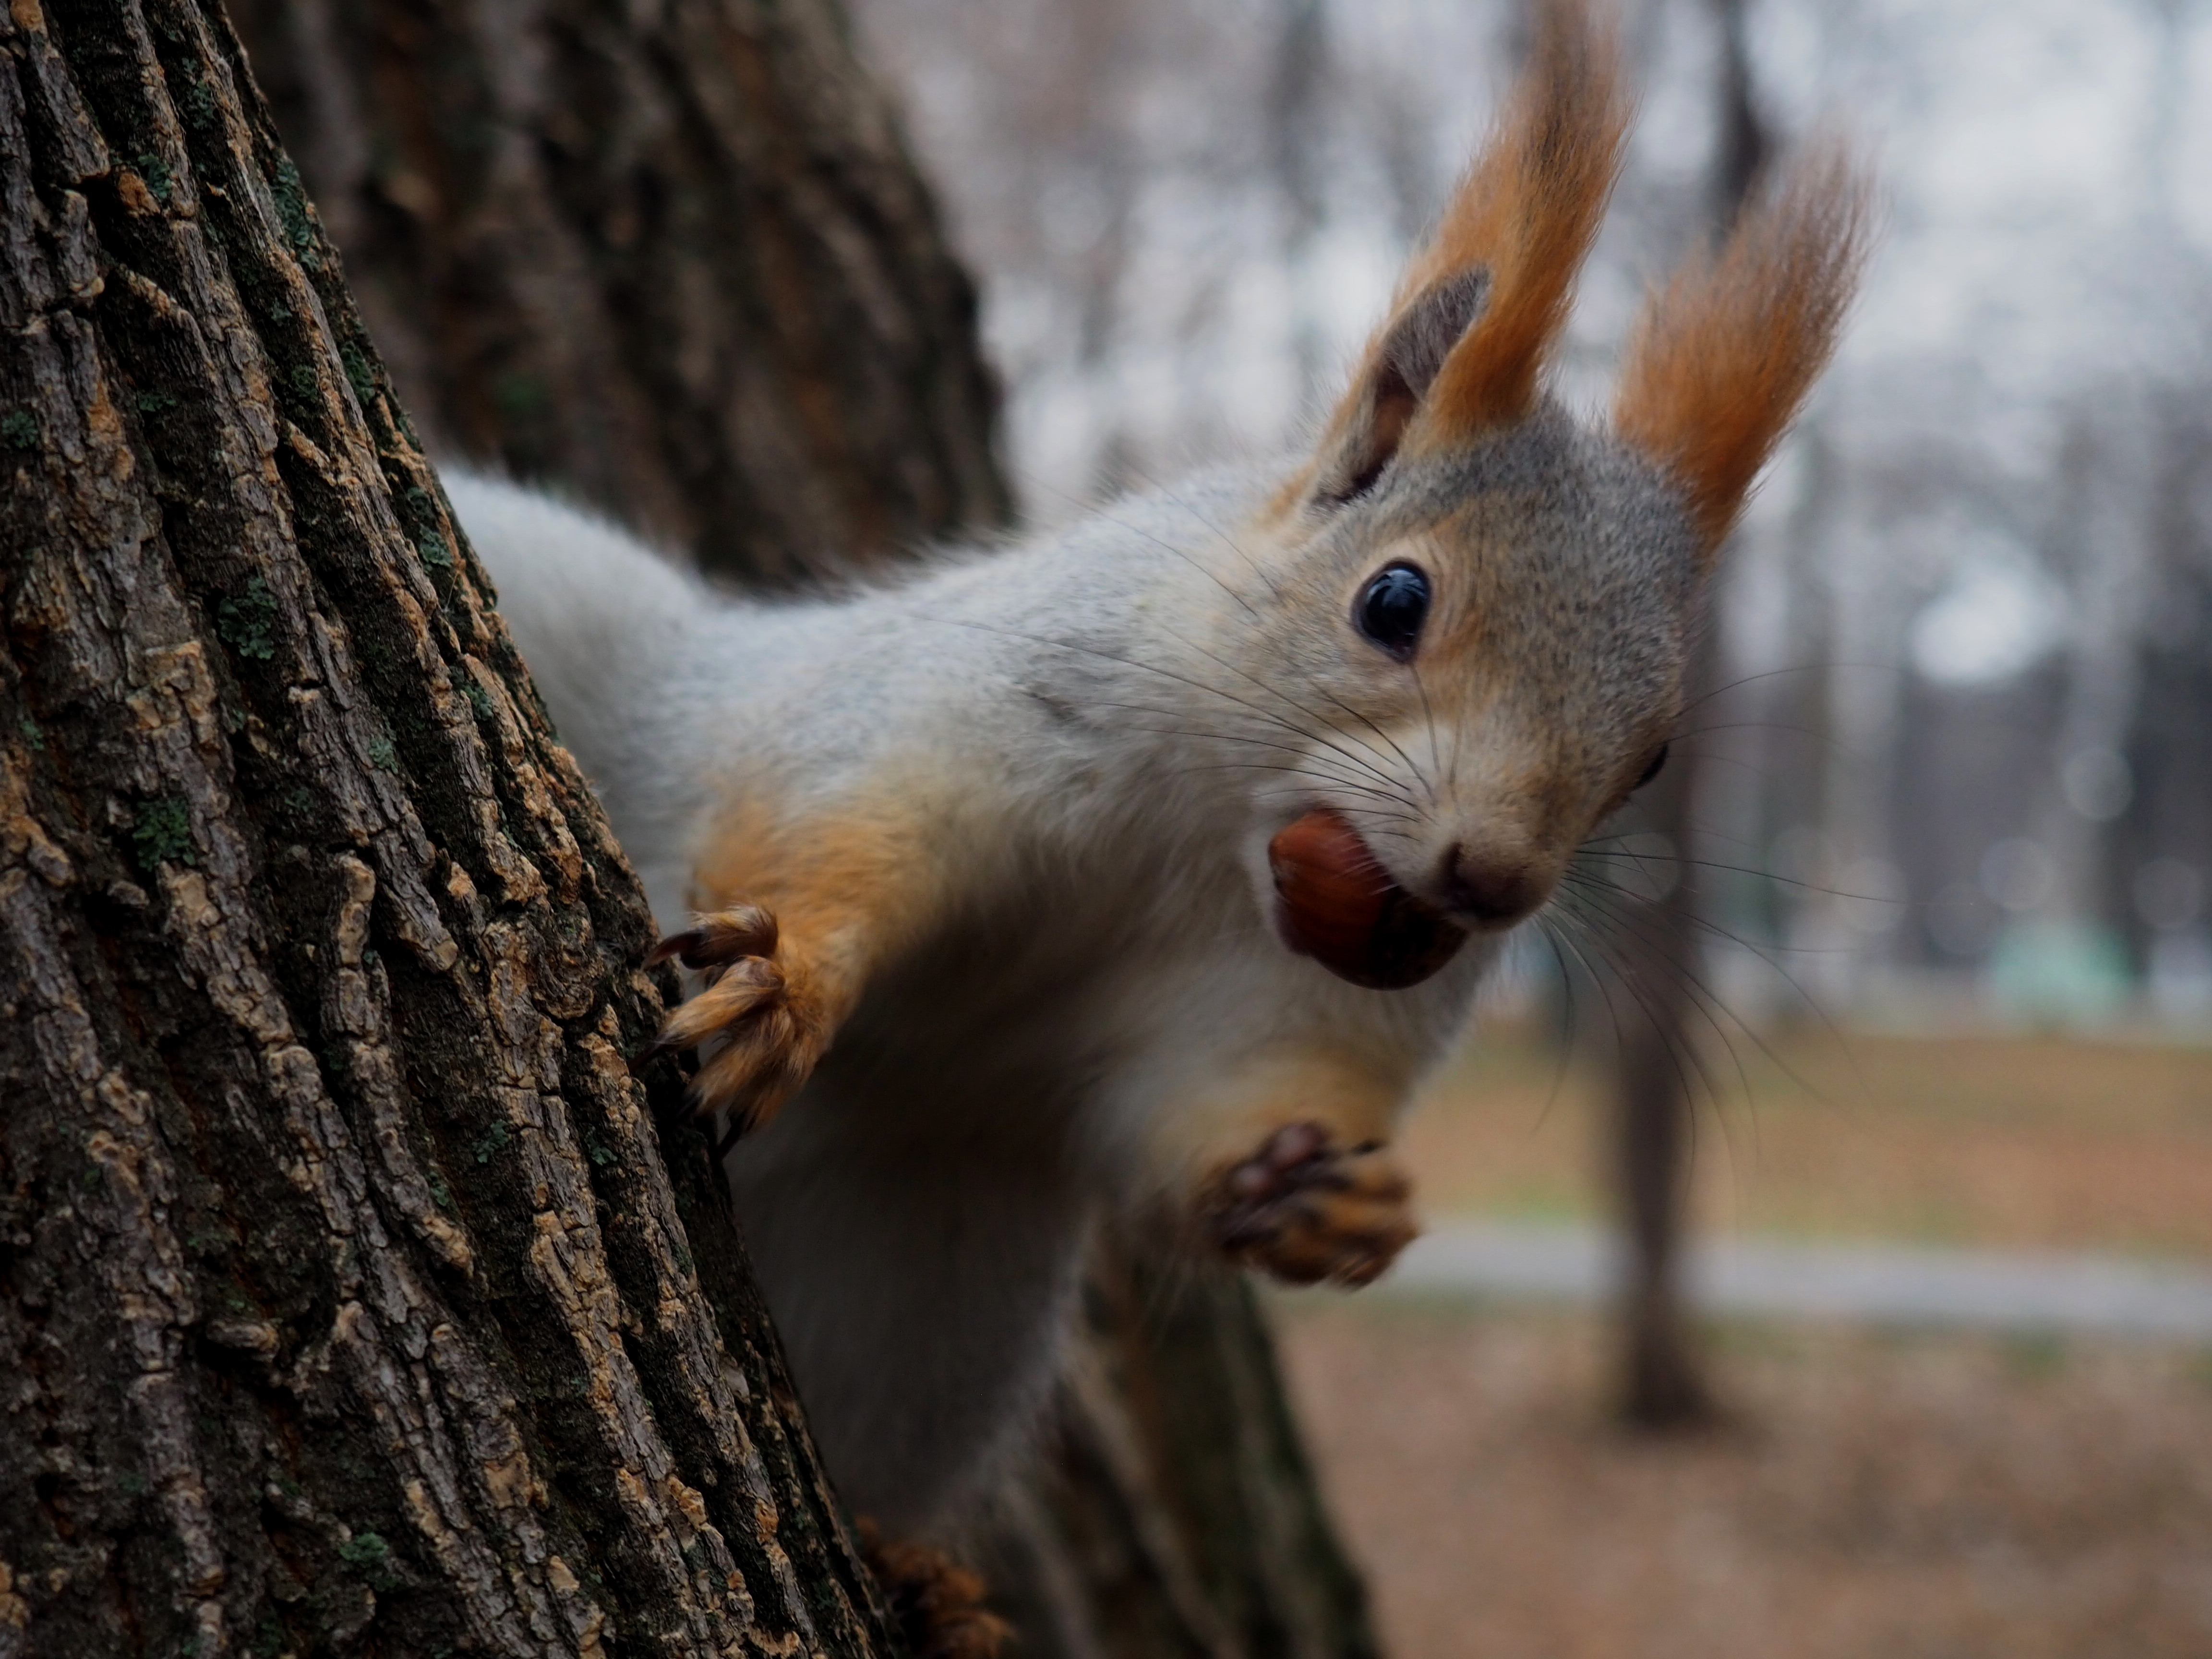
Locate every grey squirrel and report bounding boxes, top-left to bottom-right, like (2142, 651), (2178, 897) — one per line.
(449, 0), (1870, 1543)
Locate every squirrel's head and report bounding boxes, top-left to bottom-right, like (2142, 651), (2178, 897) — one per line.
(1234, 0), (1872, 989)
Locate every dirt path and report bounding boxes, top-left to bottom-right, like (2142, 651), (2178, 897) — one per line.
(1278, 1301), (2212, 1659)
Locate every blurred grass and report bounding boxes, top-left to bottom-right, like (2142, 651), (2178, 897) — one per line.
(1407, 1022), (2212, 1257)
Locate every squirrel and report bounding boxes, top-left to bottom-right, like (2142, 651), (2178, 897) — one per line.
(447, 0), (1870, 1545)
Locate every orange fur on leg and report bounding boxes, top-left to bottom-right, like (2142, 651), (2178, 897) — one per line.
(634, 915), (834, 1127)
(1148, 1045), (1420, 1286)
(642, 783), (961, 1127)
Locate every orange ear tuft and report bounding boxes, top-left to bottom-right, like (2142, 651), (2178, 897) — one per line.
(1614, 138), (1876, 554)
(1307, 0), (1627, 503)
(1410, 0), (1631, 440)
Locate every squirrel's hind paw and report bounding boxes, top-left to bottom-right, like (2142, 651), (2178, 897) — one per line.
(1203, 1123), (1418, 1288)
(637, 908), (829, 1129)
(856, 1521), (1009, 1659)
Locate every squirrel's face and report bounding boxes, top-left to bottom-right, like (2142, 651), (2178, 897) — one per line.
(1217, 0), (1869, 989)
(1238, 416), (1702, 982)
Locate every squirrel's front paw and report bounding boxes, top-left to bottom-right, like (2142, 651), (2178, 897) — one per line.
(1202, 1122), (1417, 1287)
(638, 906), (829, 1128)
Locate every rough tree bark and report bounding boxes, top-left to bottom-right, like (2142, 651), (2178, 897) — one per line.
(0, 0), (899, 1651)
(984, 1251), (1379, 1659)
(220, 0), (1381, 1653)
(1607, 0), (1768, 1431)
(222, 0), (1008, 584)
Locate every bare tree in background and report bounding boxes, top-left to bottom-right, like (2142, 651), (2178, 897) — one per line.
(230, 0), (1381, 1652)
(1604, 0), (1770, 1431)
(1269, 0), (1329, 401)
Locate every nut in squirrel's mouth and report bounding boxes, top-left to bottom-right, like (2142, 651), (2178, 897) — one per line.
(1268, 809), (1469, 990)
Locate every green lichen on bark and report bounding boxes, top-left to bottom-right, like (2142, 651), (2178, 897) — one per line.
(129, 797), (197, 870)
(215, 575), (278, 661)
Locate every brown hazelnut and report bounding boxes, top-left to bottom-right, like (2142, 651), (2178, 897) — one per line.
(1268, 810), (1468, 990)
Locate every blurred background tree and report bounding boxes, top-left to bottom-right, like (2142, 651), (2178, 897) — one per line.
(227, 0), (1007, 584)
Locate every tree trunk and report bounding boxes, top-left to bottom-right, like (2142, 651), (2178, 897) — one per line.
(1606, 0), (1769, 1432)
(982, 1254), (1379, 1659)
(223, 0), (1009, 584)
(1609, 741), (1717, 1430)
(0, 2), (897, 1651)
(221, 0), (1380, 1652)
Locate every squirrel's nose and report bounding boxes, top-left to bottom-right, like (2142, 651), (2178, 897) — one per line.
(1439, 844), (1542, 928)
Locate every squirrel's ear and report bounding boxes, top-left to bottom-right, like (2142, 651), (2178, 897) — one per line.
(1308, 0), (1628, 505)
(1310, 270), (1493, 505)
(1614, 138), (1875, 559)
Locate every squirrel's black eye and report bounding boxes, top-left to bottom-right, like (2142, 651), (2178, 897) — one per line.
(1635, 743), (1670, 790)
(1354, 563), (1431, 661)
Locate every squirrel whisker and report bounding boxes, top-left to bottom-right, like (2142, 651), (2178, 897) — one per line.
(918, 611), (1419, 803)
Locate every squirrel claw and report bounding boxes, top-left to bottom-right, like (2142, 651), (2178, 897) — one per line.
(1203, 1122), (1416, 1287)
(632, 908), (828, 1126)
(647, 905), (780, 973)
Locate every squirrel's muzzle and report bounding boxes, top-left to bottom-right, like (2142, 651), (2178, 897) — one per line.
(1268, 811), (1468, 990)
(1437, 843), (1546, 929)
